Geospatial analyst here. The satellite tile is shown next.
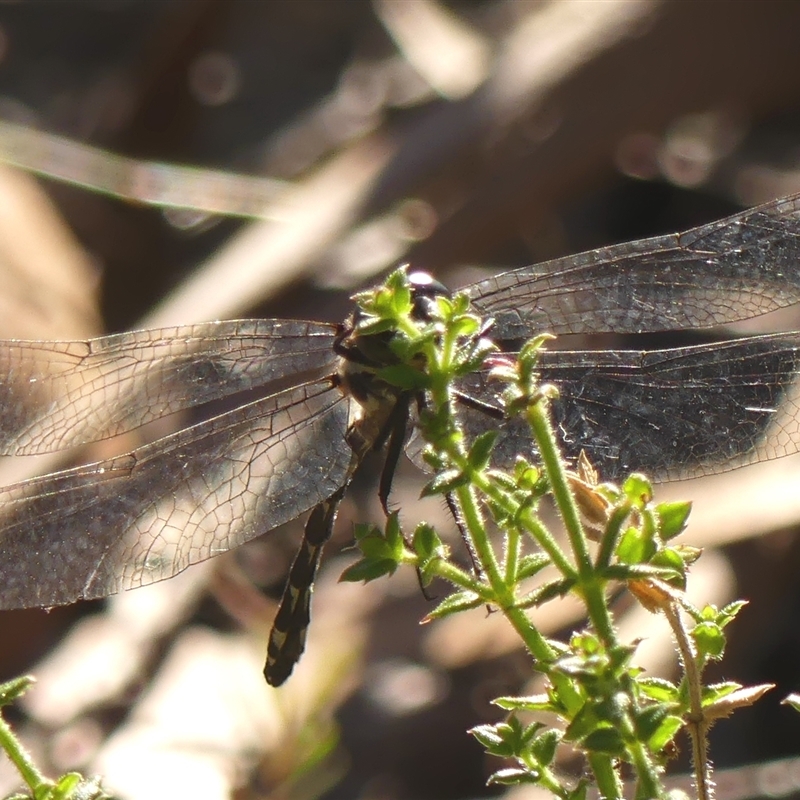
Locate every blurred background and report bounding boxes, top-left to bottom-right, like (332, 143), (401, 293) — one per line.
(2, 1), (800, 798)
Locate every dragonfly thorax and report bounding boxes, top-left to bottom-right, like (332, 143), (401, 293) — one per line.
(334, 270), (448, 458)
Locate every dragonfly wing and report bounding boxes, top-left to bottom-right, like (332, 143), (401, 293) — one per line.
(467, 194), (800, 339)
(449, 333), (800, 482)
(0, 319), (337, 455)
(0, 380), (353, 609)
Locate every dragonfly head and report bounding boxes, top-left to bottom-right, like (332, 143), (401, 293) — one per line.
(407, 270), (450, 321)
(336, 269), (450, 406)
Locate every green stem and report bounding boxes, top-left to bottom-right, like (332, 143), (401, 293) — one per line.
(431, 558), (490, 597)
(525, 393), (665, 795)
(454, 483), (505, 594)
(594, 504), (631, 570)
(456, 468), (585, 711)
(664, 602), (713, 800)
(394, 283), (671, 795)
(526, 398), (592, 573)
(504, 524), (521, 584)
(516, 504), (577, 578)
(588, 752), (623, 800)
(443, 457), (576, 580)
(502, 605), (555, 663)
(0, 712), (49, 793)
(526, 762), (572, 798)
(627, 736), (666, 799)
(526, 397), (615, 647)
(419, 306), (577, 582)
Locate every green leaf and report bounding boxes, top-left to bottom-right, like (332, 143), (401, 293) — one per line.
(454, 338), (498, 375)
(695, 603), (717, 622)
(380, 270), (412, 310)
(701, 681), (741, 705)
(421, 469), (467, 497)
(388, 331), (431, 363)
(467, 431), (498, 472)
(692, 620), (726, 660)
(650, 547), (685, 572)
(487, 468), (519, 492)
(718, 599), (748, 627)
(580, 726), (625, 756)
(555, 654), (607, 682)
(50, 774), (83, 800)
(486, 768), (540, 786)
(469, 723), (506, 751)
(673, 544), (702, 566)
(649, 548), (687, 588)
(622, 473), (653, 506)
(655, 500), (692, 540)
(412, 523), (441, 561)
(530, 728), (561, 765)
(426, 590), (483, 619)
(357, 538), (392, 560)
(570, 631), (602, 656)
(449, 314), (480, 339)
(353, 522), (379, 542)
(520, 719), (548, 748)
(636, 676), (679, 703)
(513, 458), (542, 489)
(470, 719), (531, 757)
(616, 527), (656, 564)
(493, 694), (556, 712)
(518, 577), (576, 607)
(348, 518), (406, 568)
(603, 562), (683, 586)
(640, 507), (657, 543)
(339, 558), (397, 583)
(607, 642), (637, 672)
(34, 773), (110, 800)
(564, 703), (600, 742)
(354, 316), (396, 337)
(633, 704), (669, 741)
(704, 683), (773, 720)
(0, 675), (34, 706)
(646, 714), (683, 752)
(516, 553), (551, 581)
(416, 387), (439, 417)
(385, 513), (405, 552)
(450, 292), (470, 314)
(518, 334), (554, 366)
(782, 693), (800, 714)
(421, 446), (446, 472)
(413, 524), (447, 586)
(358, 536), (401, 562)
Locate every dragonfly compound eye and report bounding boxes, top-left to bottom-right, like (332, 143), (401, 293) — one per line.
(408, 270), (450, 321)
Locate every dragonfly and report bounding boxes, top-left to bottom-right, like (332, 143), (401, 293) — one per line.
(2, 193), (800, 684)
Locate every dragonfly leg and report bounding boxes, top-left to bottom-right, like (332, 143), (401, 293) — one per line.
(377, 396), (411, 514)
(444, 490), (483, 579)
(453, 389), (504, 419)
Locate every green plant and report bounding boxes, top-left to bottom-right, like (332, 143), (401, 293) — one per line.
(0, 676), (110, 800)
(341, 268), (773, 800)
(0, 268), (777, 800)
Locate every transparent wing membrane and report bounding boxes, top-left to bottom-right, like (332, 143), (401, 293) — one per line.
(456, 333), (800, 482)
(3, 194), (800, 683)
(0, 380), (351, 609)
(470, 194), (800, 339)
(0, 319), (337, 455)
